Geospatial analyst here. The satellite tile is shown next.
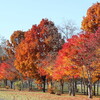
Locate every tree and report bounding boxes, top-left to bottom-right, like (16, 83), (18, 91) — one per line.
(56, 28), (100, 98)
(0, 36), (6, 48)
(15, 19), (64, 92)
(0, 46), (5, 57)
(81, 2), (100, 33)
(58, 20), (78, 40)
(53, 45), (80, 96)
(0, 60), (19, 88)
(3, 31), (25, 86)
(5, 30), (25, 58)
(0, 37), (7, 63)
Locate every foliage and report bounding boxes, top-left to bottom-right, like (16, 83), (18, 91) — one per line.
(81, 2), (100, 32)
(0, 60), (19, 80)
(56, 28), (100, 81)
(5, 30), (25, 58)
(15, 19), (64, 80)
(0, 2), (100, 98)
(14, 81), (22, 90)
(54, 27), (100, 98)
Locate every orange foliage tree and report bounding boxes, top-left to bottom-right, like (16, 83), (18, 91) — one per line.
(81, 2), (100, 32)
(3, 30), (25, 81)
(15, 19), (64, 92)
(5, 30), (25, 58)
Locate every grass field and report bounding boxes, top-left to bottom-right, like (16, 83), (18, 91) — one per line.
(0, 89), (99, 100)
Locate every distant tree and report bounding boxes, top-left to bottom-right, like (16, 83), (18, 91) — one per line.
(0, 61), (19, 88)
(10, 30), (25, 47)
(0, 36), (7, 62)
(3, 31), (25, 83)
(0, 36), (6, 48)
(5, 30), (25, 58)
(58, 20), (78, 40)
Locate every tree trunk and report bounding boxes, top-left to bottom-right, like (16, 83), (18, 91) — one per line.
(83, 77), (86, 95)
(83, 83), (86, 95)
(31, 81), (33, 89)
(69, 88), (72, 96)
(68, 81), (72, 96)
(28, 80), (30, 87)
(87, 71), (93, 98)
(86, 83), (88, 95)
(42, 76), (46, 92)
(81, 79), (83, 93)
(88, 82), (92, 98)
(75, 80), (77, 92)
(97, 81), (99, 96)
(72, 78), (75, 96)
(4, 79), (7, 87)
(51, 80), (53, 87)
(28, 80), (32, 91)
(60, 79), (64, 94)
(10, 81), (13, 89)
(93, 83), (96, 96)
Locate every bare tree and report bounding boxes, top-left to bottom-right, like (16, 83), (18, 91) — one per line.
(0, 36), (7, 56)
(58, 20), (78, 40)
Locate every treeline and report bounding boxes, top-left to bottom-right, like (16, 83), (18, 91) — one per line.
(0, 2), (100, 99)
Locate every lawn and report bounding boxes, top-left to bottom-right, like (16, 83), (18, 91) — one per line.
(0, 89), (99, 100)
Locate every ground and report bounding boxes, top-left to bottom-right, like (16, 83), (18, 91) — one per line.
(0, 89), (99, 100)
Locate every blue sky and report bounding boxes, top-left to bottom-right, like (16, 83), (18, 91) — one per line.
(0, 0), (99, 39)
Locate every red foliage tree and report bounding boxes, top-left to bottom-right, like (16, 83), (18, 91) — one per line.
(15, 19), (64, 92)
(54, 28), (100, 98)
(0, 60), (19, 88)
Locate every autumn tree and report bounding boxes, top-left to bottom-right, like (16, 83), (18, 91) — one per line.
(56, 28), (100, 98)
(5, 30), (25, 58)
(38, 54), (56, 92)
(15, 19), (64, 92)
(2, 31), (25, 88)
(36, 19), (64, 92)
(81, 2), (100, 32)
(0, 61), (19, 88)
(53, 43), (80, 95)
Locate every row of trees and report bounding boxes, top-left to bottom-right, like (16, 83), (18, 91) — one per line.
(0, 2), (100, 98)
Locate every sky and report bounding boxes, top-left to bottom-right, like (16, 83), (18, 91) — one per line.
(0, 0), (99, 40)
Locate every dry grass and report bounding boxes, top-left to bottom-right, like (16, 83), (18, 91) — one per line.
(0, 89), (99, 100)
